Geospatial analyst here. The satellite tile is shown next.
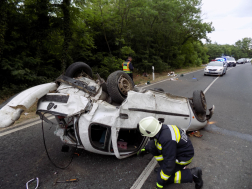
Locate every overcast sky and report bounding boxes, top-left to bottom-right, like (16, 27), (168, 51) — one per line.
(201, 0), (252, 45)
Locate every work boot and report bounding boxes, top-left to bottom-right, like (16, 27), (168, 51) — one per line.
(190, 167), (203, 189)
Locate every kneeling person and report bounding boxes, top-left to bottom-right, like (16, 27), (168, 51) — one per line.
(137, 116), (203, 189)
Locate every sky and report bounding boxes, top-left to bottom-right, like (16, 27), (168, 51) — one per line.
(201, 0), (252, 45)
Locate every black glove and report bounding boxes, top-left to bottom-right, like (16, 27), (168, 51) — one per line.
(137, 148), (149, 157)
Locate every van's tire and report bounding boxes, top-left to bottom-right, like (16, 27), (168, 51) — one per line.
(107, 71), (134, 104)
(65, 62), (92, 78)
(193, 90), (207, 114)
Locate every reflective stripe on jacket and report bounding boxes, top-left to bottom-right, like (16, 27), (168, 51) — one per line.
(152, 124), (194, 186)
(122, 61), (132, 73)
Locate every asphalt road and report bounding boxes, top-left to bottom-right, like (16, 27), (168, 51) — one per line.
(1, 63), (252, 189)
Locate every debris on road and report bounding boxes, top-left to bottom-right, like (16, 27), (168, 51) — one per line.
(54, 178), (79, 185)
(26, 177), (39, 189)
(170, 78), (179, 81)
(188, 131), (203, 138)
(167, 71), (177, 76)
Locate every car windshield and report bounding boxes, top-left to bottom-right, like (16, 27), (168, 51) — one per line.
(227, 57), (233, 60)
(208, 62), (223, 66)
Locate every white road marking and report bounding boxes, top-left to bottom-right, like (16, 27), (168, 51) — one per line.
(131, 66), (235, 189)
(130, 157), (157, 189)
(203, 67), (234, 94)
(203, 77), (219, 94)
(0, 116), (54, 137)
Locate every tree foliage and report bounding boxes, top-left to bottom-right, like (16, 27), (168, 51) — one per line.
(205, 37), (252, 61)
(1, 0), (215, 97)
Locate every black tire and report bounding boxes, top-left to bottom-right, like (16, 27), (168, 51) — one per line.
(107, 71), (134, 104)
(193, 90), (207, 114)
(65, 62), (92, 78)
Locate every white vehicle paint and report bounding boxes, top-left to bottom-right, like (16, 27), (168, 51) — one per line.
(0, 71), (214, 159)
(0, 83), (57, 128)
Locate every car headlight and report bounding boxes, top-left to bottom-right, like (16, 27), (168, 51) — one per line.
(219, 69), (223, 71)
(204, 68), (208, 71)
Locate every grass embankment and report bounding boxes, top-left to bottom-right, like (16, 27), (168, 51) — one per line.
(134, 66), (204, 86)
(0, 65), (204, 125)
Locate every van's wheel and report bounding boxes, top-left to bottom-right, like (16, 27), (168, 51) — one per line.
(193, 90), (207, 114)
(107, 71), (134, 104)
(65, 62), (93, 78)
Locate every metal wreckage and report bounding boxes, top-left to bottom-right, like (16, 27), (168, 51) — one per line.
(0, 62), (214, 159)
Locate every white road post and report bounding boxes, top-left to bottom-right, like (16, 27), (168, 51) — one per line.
(152, 66), (155, 80)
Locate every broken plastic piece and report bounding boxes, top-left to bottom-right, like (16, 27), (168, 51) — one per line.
(188, 131), (203, 138)
(26, 177), (39, 189)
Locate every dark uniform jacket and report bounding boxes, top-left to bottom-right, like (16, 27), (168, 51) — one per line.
(146, 124), (194, 186)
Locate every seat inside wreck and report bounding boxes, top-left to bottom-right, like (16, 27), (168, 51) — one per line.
(116, 128), (145, 152)
(90, 124), (145, 153)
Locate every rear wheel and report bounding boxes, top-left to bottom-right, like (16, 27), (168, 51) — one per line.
(107, 71), (134, 104)
(193, 90), (207, 114)
(65, 62), (93, 78)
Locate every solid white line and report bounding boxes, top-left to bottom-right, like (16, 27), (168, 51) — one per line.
(203, 76), (219, 94)
(0, 116), (54, 137)
(131, 66), (236, 189)
(203, 67), (234, 94)
(130, 157), (157, 189)
(142, 69), (204, 89)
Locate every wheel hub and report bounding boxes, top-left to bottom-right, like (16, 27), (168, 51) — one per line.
(118, 76), (131, 96)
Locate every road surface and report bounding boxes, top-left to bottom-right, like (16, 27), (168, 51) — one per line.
(0, 63), (252, 189)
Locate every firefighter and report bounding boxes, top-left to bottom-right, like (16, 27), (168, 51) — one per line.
(122, 56), (134, 80)
(137, 116), (203, 189)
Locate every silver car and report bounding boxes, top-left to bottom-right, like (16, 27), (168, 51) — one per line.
(237, 58), (246, 64)
(204, 61), (227, 76)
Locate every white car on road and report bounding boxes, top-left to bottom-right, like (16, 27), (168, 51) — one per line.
(204, 61), (227, 76)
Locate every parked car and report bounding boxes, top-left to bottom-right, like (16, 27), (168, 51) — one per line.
(226, 57), (236, 67)
(245, 58), (251, 63)
(204, 61), (227, 76)
(237, 58), (246, 64)
(0, 62), (214, 159)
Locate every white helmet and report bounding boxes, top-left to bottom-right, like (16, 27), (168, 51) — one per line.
(138, 116), (162, 137)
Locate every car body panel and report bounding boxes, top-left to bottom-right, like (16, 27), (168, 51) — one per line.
(0, 74), (214, 159)
(0, 83), (57, 128)
(37, 93), (90, 117)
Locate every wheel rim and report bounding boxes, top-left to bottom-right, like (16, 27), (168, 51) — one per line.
(118, 75), (132, 96)
(200, 92), (207, 110)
